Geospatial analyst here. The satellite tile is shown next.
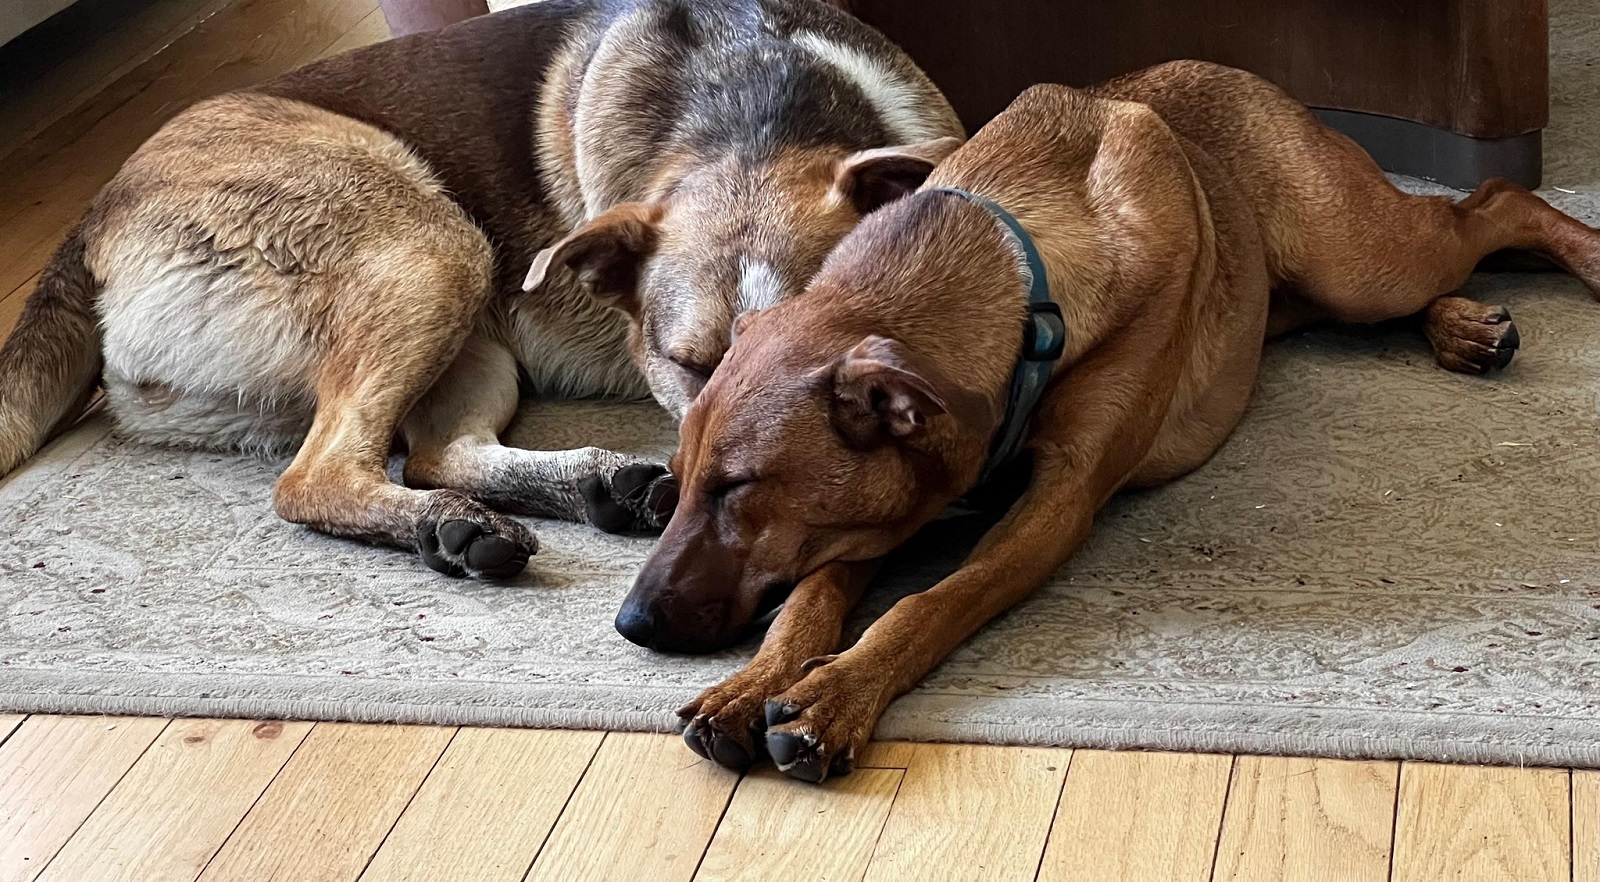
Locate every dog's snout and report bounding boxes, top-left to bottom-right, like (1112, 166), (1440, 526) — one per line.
(614, 601), (661, 648)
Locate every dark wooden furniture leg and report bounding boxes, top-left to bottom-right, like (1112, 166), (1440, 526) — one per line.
(853, 0), (1548, 189)
(379, 0), (489, 37)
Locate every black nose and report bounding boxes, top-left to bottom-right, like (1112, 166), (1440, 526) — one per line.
(614, 601), (659, 648)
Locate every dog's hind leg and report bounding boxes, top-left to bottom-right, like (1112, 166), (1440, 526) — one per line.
(400, 334), (677, 533)
(271, 252), (539, 581)
(1277, 177), (1599, 372)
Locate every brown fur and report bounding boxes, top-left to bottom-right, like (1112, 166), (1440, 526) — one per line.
(0, 0), (963, 579)
(634, 61), (1600, 780)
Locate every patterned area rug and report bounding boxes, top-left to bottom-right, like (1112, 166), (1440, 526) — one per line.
(2, 2), (1597, 767)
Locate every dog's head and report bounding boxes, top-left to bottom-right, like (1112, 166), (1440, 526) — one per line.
(612, 193), (1031, 651)
(523, 137), (961, 418)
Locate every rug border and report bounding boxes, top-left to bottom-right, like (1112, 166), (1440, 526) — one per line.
(4, 670), (1596, 769)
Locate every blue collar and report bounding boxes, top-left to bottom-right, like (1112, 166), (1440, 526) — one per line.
(927, 187), (1066, 485)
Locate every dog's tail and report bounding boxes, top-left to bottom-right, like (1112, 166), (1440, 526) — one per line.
(0, 225), (102, 478)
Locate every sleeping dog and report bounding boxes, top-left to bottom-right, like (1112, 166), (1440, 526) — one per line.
(625, 61), (1600, 780)
(0, 0), (961, 578)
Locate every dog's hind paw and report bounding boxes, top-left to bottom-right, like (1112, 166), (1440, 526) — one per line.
(580, 462), (679, 534)
(1424, 297), (1519, 375)
(416, 494), (537, 580)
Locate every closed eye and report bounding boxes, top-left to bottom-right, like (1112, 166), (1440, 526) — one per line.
(667, 352), (718, 381)
(705, 476), (754, 506)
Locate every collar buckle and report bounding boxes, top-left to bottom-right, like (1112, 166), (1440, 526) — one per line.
(1024, 301), (1066, 362)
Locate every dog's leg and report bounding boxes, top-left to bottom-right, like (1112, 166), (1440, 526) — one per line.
(758, 337), (1178, 782)
(272, 262), (539, 581)
(1284, 178), (1599, 372)
(401, 334), (677, 532)
(678, 560), (876, 769)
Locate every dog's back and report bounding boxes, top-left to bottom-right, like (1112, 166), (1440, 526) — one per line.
(1090, 61), (1417, 292)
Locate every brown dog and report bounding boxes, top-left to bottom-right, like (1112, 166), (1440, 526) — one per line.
(0, 0), (961, 579)
(621, 60), (1600, 780)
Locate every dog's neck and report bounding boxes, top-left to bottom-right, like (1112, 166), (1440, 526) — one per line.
(922, 188), (1065, 482)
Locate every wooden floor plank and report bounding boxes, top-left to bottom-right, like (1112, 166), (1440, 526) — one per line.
(864, 743), (1069, 882)
(856, 741), (917, 769)
(0, 716), (23, 745)
(1391, 762), (1569, 882)
(696, 766), (904, 882)
(0, 0), (379, 299)
(360, 729), (602, 882)
(196, 723), (454, 882)
(37, 719), (312, 882)
(0, 715), (169, 882)
(524, 733), (741, 882)
(0, 0), (236, 161)
(1039, 750), (1232, 882)
(320, 7), (390, 56)
(0, 273), (41, 341)
(1211, 757), (1397, 882)
(1577, 771), (1599, 882)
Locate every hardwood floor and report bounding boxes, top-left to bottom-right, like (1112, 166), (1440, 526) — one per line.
(0, 3), (1595, 880)
(0, 717), (1594, 882)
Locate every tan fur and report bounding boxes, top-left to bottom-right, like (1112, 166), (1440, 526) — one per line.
(635, 61), (1600, 780)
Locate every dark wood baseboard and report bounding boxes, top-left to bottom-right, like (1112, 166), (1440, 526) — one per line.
(852, 0), (1548, 190)
(1315, 109), (1543, 191)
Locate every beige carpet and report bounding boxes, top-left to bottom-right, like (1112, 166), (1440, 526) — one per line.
(1, 4), (1597, 766)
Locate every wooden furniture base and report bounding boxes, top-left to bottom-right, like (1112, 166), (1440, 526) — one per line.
(852, 0), (1549, 189)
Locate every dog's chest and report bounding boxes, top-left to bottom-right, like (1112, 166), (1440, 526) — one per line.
(501, 282), (647, 401)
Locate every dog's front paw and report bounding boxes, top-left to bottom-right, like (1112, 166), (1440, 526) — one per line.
(762, 659), (883, 784)
(417, 493), (538, 580)
(579, 461), (679, 534)
(1424, 297), (1519, 374)
(678, 659), (812, 770)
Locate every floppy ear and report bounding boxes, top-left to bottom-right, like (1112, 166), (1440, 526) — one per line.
(820, 335), (954, 448)
(833, 136), (963, 215)
(523, 202), (665, 314)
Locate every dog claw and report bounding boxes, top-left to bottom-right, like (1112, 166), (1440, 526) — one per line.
(787, 754), (830, 783)
(766, 728), (847, 783)
(681, 716), (712, 761)
(766, 728), (813, 769)
(764, 700), (802, 728)
(680, 710), (764, 770)
(1492, 322), (1520, 368)
(709, 726), (756, 769)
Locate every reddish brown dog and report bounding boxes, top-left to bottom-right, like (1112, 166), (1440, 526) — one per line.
(618, 60), (1600, 781)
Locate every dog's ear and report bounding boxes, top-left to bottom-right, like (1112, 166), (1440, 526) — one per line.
(819, 334), (963, 447)
(832, 136), (963, 215)
(524, 202), (665, 314)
